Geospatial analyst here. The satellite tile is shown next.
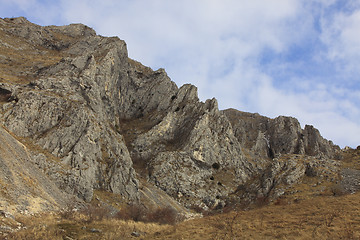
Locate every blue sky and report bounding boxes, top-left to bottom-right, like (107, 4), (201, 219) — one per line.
(1, 0), (360, 148)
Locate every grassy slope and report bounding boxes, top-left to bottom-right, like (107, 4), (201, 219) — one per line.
(3, 191), (359, 240)
(148, 192), (360, 240)
(0, 28), (62, 84)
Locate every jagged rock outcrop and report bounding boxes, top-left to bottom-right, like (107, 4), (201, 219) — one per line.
(122, 86), (254, 209)
(0, 17), (140, 203)
(0, 17), (253, 210)
(233, 154), (340, 204)
(0, 17), (347, 214)
(223, 109), (341, 160)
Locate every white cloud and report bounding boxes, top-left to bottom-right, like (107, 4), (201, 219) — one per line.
(2, 0), (360, 147)
(57, 1), (306, 62)
(322, 11), (360, 58)
(320, 2), (360, 77)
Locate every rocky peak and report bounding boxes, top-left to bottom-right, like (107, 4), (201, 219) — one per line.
(0, 17), (347, 215)
(222, 108), (341, 160)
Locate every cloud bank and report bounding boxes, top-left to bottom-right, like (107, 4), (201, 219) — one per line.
(0, 0), (359, 148)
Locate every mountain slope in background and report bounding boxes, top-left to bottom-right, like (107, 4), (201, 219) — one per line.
(0, 18), (358, 232)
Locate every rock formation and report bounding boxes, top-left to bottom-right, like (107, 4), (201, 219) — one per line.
(223, 109), (341, 160)
(0, 17), (345, 214)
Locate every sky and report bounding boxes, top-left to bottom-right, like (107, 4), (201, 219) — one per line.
(1, 0), (360, 148)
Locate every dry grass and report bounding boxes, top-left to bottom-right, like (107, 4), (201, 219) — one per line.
(341, 147), (360, 170)
(145, 191), (360, 240)
(5, 206), (172, 240)
(0, 28), (63, 84)
(92, 189), (127, 210)
(5, 192), (360, 239)
(0, 20), (77, 85)
(128, 58), (154, 77)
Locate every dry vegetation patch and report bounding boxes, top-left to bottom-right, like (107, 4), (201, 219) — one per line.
(0, 20), (83, 85)
(342, 147), (360, 170)
(5, 192), (360, 239)
(144, 192), (360, 240)
(0, 29), (63, 85)
(5, 205), (173, 240)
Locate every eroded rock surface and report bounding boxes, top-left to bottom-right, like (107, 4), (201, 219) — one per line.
(223, 109), (341, 160)
(0, 17), (349, 214)
(0, 125), (73, 214)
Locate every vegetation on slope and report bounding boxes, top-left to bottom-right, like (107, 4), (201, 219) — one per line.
(2, 191), (359, 239)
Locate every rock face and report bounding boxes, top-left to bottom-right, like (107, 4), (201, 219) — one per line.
(1, 17), (140, 203)
(223, 109), (341, 160)
(0, 125), (72, 214)
(0, 17), (345, 213)
(142, 98), (252, 209)
(233, 154), (340, 205)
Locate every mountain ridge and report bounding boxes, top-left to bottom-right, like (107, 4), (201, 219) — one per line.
(0, 17), (352, 221)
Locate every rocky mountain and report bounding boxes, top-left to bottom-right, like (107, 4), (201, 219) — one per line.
(223, 109), (340, 160)
(0, 17), (348, 216)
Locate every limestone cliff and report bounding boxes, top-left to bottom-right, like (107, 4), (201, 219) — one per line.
(223, 109), (341, 160)
(0, 17), (345, 214)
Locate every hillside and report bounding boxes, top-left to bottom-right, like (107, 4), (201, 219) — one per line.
(0, 17), (359, 239)
(3, 185), (360, 239)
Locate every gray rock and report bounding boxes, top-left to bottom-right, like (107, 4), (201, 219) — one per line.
(223, 109), (341, 160)
(131, 231), (141, 237)
(0, 125), (73, 213)
(234, 154), (340, 203)
(0, 210), (14, 219)
(1, 18), (139, 202)
(90, 228), (101, 233)
(0, 17), (347, 214)
(134, 95), (253, 209)
(339, 168), (360, 193)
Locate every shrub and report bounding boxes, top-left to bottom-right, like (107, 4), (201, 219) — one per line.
(274, 197), (288, 206)
(254, 195), (270, 207)
(146, 207), (178, 225)
(115, 204), (181, 225)
(331, 183), (349, 196)
(80, 204), (110, 223)
(115, 204), (146, 222)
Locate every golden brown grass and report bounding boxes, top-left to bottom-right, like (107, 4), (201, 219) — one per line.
(5, 210), (170, 240)
(341, 148), (360, 170)
(5, 192), (360, 240)
(0, 20), (77, 85)
(145, 192), (360, 240)
(128, 58), (154, 77)
(0, 28), (63, 84)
